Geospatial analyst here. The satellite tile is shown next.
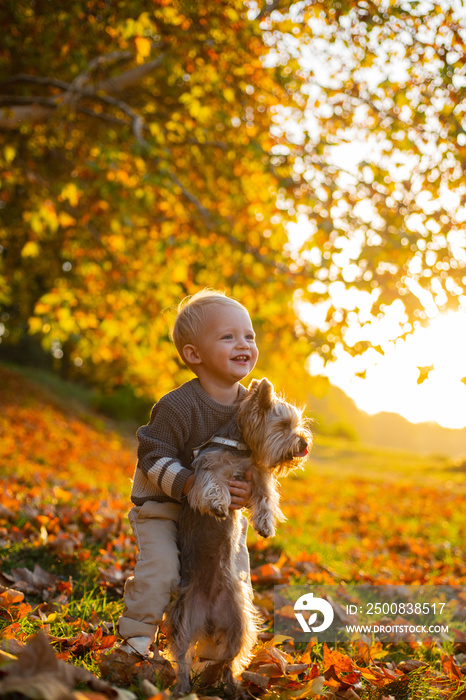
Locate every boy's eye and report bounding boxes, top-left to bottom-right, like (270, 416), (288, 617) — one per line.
(222, 334), (233, 339)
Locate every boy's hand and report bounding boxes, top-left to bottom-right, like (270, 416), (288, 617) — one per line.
(228, 470), (252, 510)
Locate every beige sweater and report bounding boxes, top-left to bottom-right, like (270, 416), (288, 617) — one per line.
(131, 379), (247, 505)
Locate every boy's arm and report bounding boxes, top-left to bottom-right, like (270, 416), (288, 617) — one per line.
(137, 399), (192, 501)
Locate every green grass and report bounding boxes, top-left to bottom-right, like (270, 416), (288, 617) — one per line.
(308, 435), (464, 488)
(270, 437), (465, 582)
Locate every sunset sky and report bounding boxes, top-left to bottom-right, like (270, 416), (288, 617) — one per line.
(318, 311), (466, 430)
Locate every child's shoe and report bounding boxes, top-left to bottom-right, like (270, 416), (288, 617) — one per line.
(117, 635), (153, 658)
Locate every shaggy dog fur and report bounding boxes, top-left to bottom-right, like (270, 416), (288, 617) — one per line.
(165, 378), (312, 696)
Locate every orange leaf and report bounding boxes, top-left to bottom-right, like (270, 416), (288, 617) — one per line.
(323, 643), (355, 676)
(0, 587), (25, 606)
(442, 654), (462, 680)
(250, 563), (288, 585)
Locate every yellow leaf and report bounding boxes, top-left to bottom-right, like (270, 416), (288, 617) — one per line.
(58, 212), (76, 228)
(59, 183), (81, 207)
(135, 36), (151, 61)
(53, 486), (73, 502)
(224, 7), (239, 21)
(28, 317), (43, 334)
(21, 241), (40, 258)
(171, 264), (187, 283)
(4, 146), (16, 163)
(283, 676), (326, 698)
(40, 201), (59, 233)
(224, 87), (235, 103)
(268, 635), (295, 647)
(360, 668), (379, 680)
(30, 213), (43, 235)
(96, 346), (114, 362)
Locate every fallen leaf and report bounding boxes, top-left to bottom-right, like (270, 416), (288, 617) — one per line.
(397, 659), (428, 673)
(49, 533), (80, 557)
(0, 586), (24, 606)
(250, 563), (289, 585)
(0, 632), (122, 698)
(442, 654), (462, 680)
(242, 670), (270, 689)
(323, 644), (356, 677)
(337, 689), (362, 699)
(98, 646), (175, 687)
(281, 675), (326, 698)
(5, 565), (58, 597)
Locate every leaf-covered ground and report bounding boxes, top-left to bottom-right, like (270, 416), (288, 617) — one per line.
(0, 365), (465, 700)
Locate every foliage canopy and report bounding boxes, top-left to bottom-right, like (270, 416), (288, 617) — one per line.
(1, 0), (465, 395)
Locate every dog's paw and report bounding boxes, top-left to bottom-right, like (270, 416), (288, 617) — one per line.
(210, 505), (229, 519)
(251, 511), (276, 538)
(258, 524), (275, 538)
(173, 681), (191, 697)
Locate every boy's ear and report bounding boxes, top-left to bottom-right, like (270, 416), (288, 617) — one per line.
(182, 344), (202, 365)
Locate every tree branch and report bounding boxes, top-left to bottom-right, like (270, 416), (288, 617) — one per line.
(0, 50), (165, 130)
(0, 75), (71, 91)
(94, 55), (164, 94)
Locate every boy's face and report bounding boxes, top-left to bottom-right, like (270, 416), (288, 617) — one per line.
(183, 304), (258, 385)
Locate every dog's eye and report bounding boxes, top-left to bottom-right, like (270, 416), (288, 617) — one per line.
(278, 420), (291, 430)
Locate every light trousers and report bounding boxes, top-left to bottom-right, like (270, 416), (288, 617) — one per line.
(118, 499), (251, 643)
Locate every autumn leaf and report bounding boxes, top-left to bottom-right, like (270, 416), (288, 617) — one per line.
(442, 654), (462, 680)
(0, 587), (24, 606)
(417, 365), (434, 385)
(279, 675), (327, 698)
(0, 632), (125, 699)
(4, 565), (58, 598)
(250, 563), (289, 585)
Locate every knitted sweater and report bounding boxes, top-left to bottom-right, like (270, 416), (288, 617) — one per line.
(131, 379), (247, 505)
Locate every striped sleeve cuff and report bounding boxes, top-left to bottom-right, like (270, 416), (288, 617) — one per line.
(147, 457), (193, 501)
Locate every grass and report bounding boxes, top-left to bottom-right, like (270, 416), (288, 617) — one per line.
(272, 436), (465, 582)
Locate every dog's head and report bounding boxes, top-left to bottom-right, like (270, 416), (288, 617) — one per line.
(237, 378), (312, 475)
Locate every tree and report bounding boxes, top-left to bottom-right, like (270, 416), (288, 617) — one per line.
(1, 0), (464, 396)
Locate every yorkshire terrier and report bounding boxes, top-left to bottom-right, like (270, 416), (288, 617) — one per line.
(165, 378), (312, 696)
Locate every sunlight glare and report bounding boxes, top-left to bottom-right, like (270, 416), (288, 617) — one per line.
(323, 312), (466, 429)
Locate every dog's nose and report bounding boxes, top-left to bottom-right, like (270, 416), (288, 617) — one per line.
(299, 437), (308, 451)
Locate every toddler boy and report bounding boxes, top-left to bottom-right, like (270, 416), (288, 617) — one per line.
(117, 289), (259, 658)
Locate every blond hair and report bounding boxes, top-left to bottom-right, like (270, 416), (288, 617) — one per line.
(171, 289), (247, 364)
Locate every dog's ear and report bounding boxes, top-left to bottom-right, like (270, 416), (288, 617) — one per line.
(247, 379), (261, 393)
(248, 377), (274, 411)
(239, 378), (276, 458)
